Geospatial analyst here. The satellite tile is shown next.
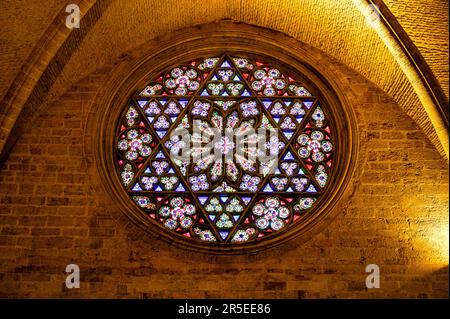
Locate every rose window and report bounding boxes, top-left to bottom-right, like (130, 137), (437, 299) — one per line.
(114, 53), (336, 247)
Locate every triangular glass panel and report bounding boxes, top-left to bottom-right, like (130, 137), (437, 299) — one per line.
(283, 151), (295, 160)
(283, 131), (294, 140)
(137, 100), (147, 108)
(294, 117), (303, 124)
(179, 100), (189, 108)
(155, 151), (165, 158)
(198, 196), (209, 205)
(156, 131), (166, 139)
(175, 184), (185, 192)
(262, 101), (272, 109)
(219, 231), (229, 240)
(303, 101), (314, 109)
(220, 60), (231, 68)
(132, 183), (142, 191)
(219, 196), (228, 203)
(242, 89), (251, 97)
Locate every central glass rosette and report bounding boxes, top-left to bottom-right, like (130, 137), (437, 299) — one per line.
(115, 54), (334, 244)
(166, 99), (282, 192)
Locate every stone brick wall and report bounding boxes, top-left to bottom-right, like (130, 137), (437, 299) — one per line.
(0, 44), (448, 298)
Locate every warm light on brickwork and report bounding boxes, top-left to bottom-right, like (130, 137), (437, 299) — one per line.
(429, 223), (449, 265)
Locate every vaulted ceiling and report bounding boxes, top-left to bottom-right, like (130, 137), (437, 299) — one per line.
(0, 0), (448, 158)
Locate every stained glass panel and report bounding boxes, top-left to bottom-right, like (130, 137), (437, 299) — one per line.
(115, 54), (335, 245)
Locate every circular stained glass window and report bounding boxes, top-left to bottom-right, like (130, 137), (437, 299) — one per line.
(114, 53), (335, 247)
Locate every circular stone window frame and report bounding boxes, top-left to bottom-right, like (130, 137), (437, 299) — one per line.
(86, 23), (359, 255)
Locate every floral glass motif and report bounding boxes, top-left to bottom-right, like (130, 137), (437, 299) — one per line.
(115, 54), (335, 245)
